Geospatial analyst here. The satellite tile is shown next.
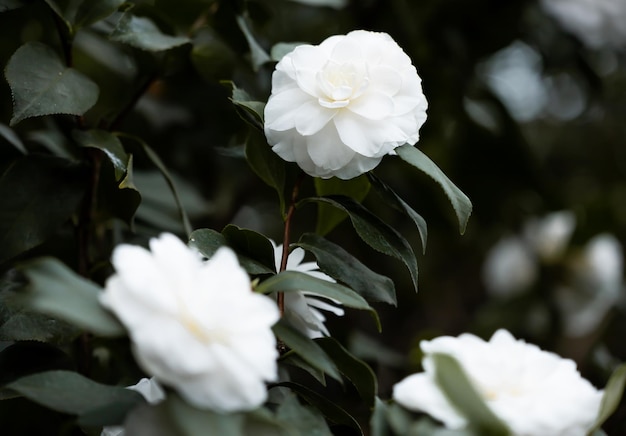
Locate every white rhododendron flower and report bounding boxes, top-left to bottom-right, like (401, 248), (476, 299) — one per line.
(272, 241), (344, 338)
(101, 378), (165, 436)
(393, 329), (603, 435)
(264, 30), (428, 179)
(100, 234), (280, 412)
(540, 0), (626, 49)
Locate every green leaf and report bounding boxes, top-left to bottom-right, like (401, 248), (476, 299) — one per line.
(43, 0), (81, 28)
(432, 353), (510, 435)
(245, 131), (287, 213)
(225, 81), (265, 130)
(222, 225), (277, 274)
(316, 337), (377, 408)
(6, 370), (144, 426)
(296, 233), (396, 305)
(188, 228), (274, 275)
(273, 319), (341, 382)
(270, 42), (306, 62)
(110, 11), (191, 51)
(166, 393), (246, 436)
(276, 392), (333, 436)
(368, 173), (427, 254)
(5, 42), (99, 126)
(302, 195), (419, 292)
(96, 154), (141, 229)
(0, 0), (27, 12)
(235, 14), (271, 71)
(18, 257), (125, 337)
(371, 398), (393, 436)
(0, 123), (26, 154)
(0, 342), (73, 389)
(191, 29), (236, 82)
(117, 134), (192, 236)
(315, 175), (371, 236)
(281, 352), (327, 386)
(273, 381), (363, 434)
(257, 270), (380, 330)
(396, 145), (472, 234)
(0, 156), (88, 263)
(73, 129), (128, 181)
(74, 0), (124, 28)
(589, 363), (626, 433)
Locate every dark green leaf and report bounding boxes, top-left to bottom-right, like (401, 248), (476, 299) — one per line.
(96, 154), (141, 229)
(43, 0), (80, 28)
(301, 196), (419, 292)
(6, 370), (144, 425)
(191, 29), (236, 82)
(273, 319), (341, 382)
(110, 12), (190, 51)
(74, 0), (124, 28)
(348, 331), (406, 368)
(5, 42), (99, 126)
(0, 342), (73, 389)
(371, 398), (393, 436)
(0, 156), (88, 263)
(222, 225), (276, 273)
(276, 392), (333, 436)
(18, 257), (125, 337)
(117, 134), (192, 236)
(281, 352), (327, 386)
(0, 0), (27, 12)
(236, 14), (271, 71)
(316, 337), (377, 408)
(590, 363), (626, 433)
(245, 131), (286, 213)
(368, 173), (427, 254)
(296, 233), (396, 305)
(315, 175), (370, 235)
(257, 270), (380, 330)
(225, 81), (266, 130)
(0, 123), (26, 154)
(166, 393), (246, 436)
(73, 129), (128, 181)
(396, 145), (472, 234)
(432, 354), (510, 435)
(273, 381), (363, 434)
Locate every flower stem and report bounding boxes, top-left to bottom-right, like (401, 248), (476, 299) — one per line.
(278, 172), (305, 316)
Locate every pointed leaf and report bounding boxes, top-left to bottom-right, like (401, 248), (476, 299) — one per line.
(273, 381), (362, 434)
(257, 270), (380, 330)
(590, 363), (626, 433)
(0, 156), (88, 263)
(368, 173), (427, 253)
(281, 352), (327, 386)
(276, 392), (333, 436)
(245, 131), (287, 213)
(236, 15), (271, 71)
(396, 144), (472, 234)
(432, 353), (510, 435)
(110, 12), (190, 51)
(225, 81), (265, 130)
(222, 225), (276, 273)
(316, 337), (377, 408)
(273, 319), (341, 382)
(6, 42), (99, 125)
(18, 257), (125, 337)
(6, 370), (144, 425)
(74, 0), (124, 28)
(166, 393), (246, 435)
(315, 175), (370, 235)
(302, 195), (419, 292)
(43, 0), (80, 28)
(296, 233), (396, 305)
(73, 129), (128, 180)
(0, 123), (26, 154)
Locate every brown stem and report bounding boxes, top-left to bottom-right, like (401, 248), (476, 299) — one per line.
(277, 172), (305, 316)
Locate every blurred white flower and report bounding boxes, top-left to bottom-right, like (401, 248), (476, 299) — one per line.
(482, 235), (537, 297)
(540, 0), (626, 49)
(272, 241), (344, 338)
(264, 30), (427, 179)
(101, 378), (165, 436)
(523, 210), (576, 262)
(287, 0), (348, 9)
(556, 233), (623, 336)
(393, 329), (603, 436)
(100, 234), (280, 412)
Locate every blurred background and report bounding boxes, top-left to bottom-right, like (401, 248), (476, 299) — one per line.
(1, 0), (625, 433)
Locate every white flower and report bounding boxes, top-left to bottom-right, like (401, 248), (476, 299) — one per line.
(540, 0), (626, 49)
(100, 233), (280, 412)
(482, 235), (537, 297)
(523, 210), (576, 262)
(271, 241), (344, 338)
(264, 30), (428, 179)
(101, 378), (165, 436)
(556, 233), (623, 336)
(392, 329), (603, 436)
(286, 0), (348, 9)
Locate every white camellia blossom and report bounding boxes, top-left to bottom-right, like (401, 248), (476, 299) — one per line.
(540, 0), (626, 49)
(100, 233), (280, 412)
(264, 30), (428, 179)
(101, 378), (165, 436)
(523, 210), (576, 262)
(482, 235), (537, 297)
(393, 329), (603, 436)
(271, 241), (344, 338)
